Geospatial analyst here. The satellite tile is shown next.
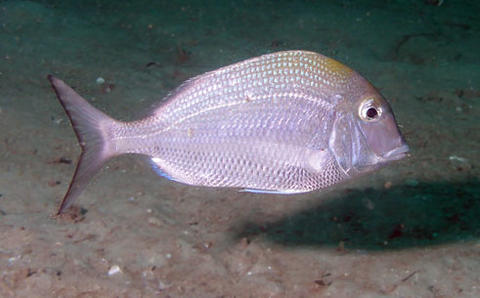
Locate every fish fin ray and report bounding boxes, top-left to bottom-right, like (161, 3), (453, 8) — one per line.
(149, 157), (184, 183)
(239, 188), (308, 195)
(48, 75), (117, 214)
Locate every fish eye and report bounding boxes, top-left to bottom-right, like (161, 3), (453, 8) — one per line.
(359, 98), (382, 121)
(366, 107), (378, 118)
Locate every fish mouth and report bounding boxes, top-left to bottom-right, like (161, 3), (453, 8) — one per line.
(383, 144), (410, 161)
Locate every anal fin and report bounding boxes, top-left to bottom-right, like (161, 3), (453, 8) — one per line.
(239, 188), (308, 195)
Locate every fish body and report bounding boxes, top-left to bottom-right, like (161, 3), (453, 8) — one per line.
(48, 50), (408, 214)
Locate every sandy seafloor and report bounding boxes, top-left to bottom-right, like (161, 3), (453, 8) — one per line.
(0, 0), (479, 297)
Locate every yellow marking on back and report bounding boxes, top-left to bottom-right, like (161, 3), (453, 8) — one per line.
(322, 56), (353, 78)
(279, 51), (355, 89)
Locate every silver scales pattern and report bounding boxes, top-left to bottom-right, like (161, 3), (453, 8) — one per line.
(111, 51), (352, 192)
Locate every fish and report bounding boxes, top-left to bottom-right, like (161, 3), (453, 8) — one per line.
(48, 50), (409, 215)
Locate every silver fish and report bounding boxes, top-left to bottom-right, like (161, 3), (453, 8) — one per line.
(48, 50), (409, 215)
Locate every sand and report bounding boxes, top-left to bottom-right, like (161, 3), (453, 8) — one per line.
(1, 0), (479, 297)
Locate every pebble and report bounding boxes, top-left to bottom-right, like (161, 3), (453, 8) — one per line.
(449, 155), (467, 163)
(8, 255), (20, 264)
(158, 280), (169, 290)
(108, 265), (122, 276)
(96, 77), (105, 84)
(147, 216), (162, 226)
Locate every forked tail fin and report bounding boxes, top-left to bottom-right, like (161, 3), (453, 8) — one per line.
(48, 75), (118, 215)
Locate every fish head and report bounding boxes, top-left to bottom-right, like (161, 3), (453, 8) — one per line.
(329, 73), (409, 175)
(350, 74), (409, 172)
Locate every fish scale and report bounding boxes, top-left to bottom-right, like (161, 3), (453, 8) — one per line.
(155, 51), (341, 126)
(146, 99), (328, 185)
(48, 50), (408, 214)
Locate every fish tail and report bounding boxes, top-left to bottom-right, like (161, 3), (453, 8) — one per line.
(48, 75), (118, 215)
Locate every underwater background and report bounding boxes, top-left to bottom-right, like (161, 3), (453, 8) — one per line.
(0, 0), (479, 296)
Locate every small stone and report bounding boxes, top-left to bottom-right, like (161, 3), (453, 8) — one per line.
(108, 265), (122, 276)
(96, 77), (105, 84)
(48, 180), (61, 187)
(158, 280), (168, 290)
(8, 255), (20, 264)
(449, 155), (467, 163)
(147, 216), (162, 226)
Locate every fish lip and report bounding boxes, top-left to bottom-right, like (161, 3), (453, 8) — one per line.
(383, 144), (410, 160)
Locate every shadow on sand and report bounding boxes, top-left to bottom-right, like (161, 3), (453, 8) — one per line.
(233, 178), (480, 250)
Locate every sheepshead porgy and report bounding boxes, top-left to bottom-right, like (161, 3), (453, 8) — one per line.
(48, 50), (408, 214)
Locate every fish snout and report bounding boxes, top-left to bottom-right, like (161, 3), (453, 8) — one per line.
(383, 143), (410, 161)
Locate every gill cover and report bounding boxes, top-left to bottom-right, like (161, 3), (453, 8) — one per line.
(329, 112), (381, 176)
